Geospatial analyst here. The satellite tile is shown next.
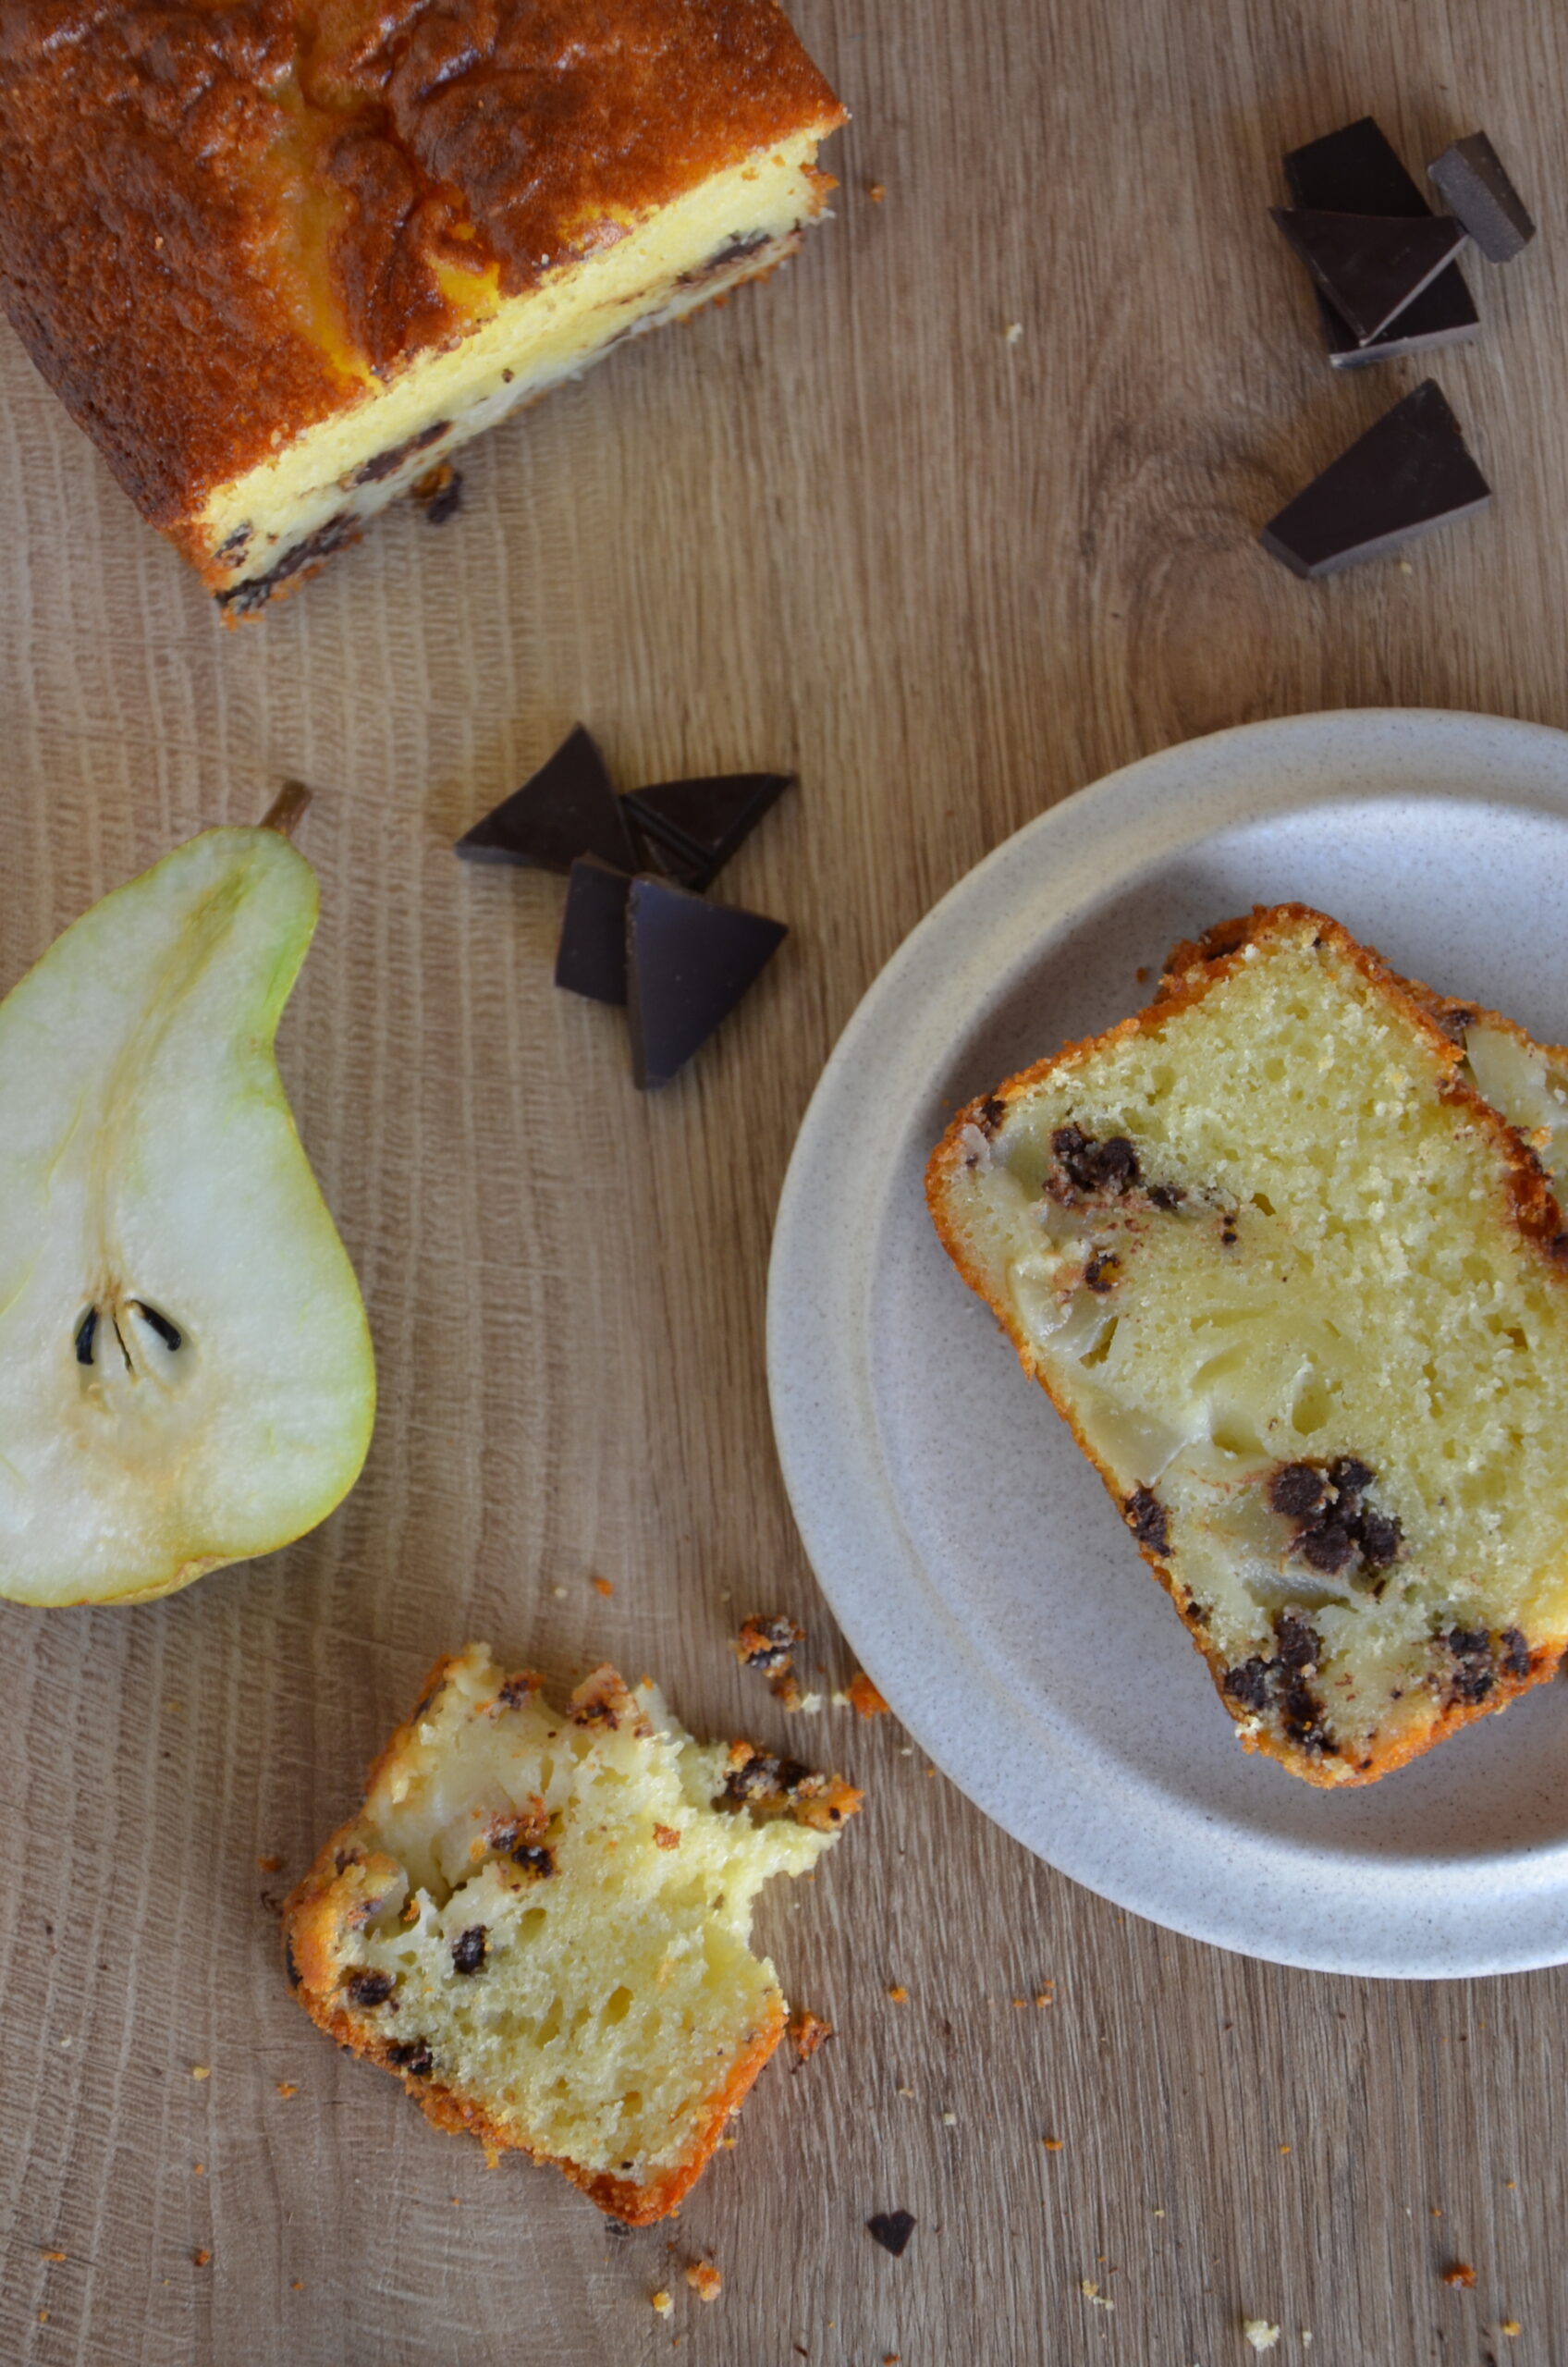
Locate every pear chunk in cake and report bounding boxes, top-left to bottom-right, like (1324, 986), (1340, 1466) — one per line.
(283, 1645), (859, 2220)
(927, 905), (1568, 1787)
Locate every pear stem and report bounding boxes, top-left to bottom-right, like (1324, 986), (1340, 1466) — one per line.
(261, 781), (312, 839)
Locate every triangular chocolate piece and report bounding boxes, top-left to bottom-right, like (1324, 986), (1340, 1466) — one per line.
(1429, 133), (1536, 264)
(554, 857), (632, 1005)
(1271, 209), (1468, 345)
(1260, 380), (1491, 579)
(623, 773), (795, 893)
(626, 877), (787, 1088)
(1283, 117), (1479, 368)
(455, 727), (638, 874)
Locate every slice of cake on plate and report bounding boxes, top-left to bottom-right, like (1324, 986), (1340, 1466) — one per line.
(0, 0), (845, 615)
(283, 1644), (858, 2219)
(927, 905), (1568, 1786)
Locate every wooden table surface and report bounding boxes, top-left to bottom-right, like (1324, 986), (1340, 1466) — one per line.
(3, 2), (1567, 2361)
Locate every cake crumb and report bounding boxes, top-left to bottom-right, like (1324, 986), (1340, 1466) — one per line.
(1079, 2281), (1113, 2311)
(1043, 2136), (1064, 2152)
(291, 2281), (304, 2291)
(1441, 2262), (1476, 2287)
(190, 2065), (210, 2080)
(846, 1672), (890, 1718)
(788, 2007), (834, 2062)
(684, 2262), (722, 2302)
(257, 1855), (284, 1872)
(39, 2249), (66, 2263)
(1501, 2321), (1522, 2337)
(192, 2250), (211, 2269)
(1004, 321), (1023, 344)
(276, 2081), (300, 2099)
(1243, 2320), (1280, 2351)
(886, 1983), (908, 2003)
(867, 181), (885, 202)
(592, 1576), (615, 1598)
(651, 2289), (674, 2318)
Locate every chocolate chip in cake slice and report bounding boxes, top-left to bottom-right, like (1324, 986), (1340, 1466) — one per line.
(455, 727), (638, 875)
(555, 857), (632, 1005)
(1270, 208), (1469, 344)
(1260, 381), (1491, 579)
(1283, 117), (1479, 367)
(1428, 133), (1536, 263)
(622, 772), (795, 893)
(625, 877), (787, 1089)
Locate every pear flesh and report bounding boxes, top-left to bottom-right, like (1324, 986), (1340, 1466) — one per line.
(0, 827), (374, 1605)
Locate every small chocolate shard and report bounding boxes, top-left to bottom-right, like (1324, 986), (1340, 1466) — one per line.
(386, 2040), (435, 2076)
(554, 857), (632, 1004)
(1049, 1125), (1141, 1196)
(413, 460), (463, 524)
(1446, 1626), (1498, 1704)
(451, 1925), (488, 1975)
(1260, 381), (1491, 579)
(625, 877), (787, 1088)
(1274, 1610), (1321, 1673)
(455, 727), (638, 875)
(1429, 133), (1536, 264)
(1223, 1658), (1271, 1713)
(344, 1970), (395, 2010)
(1270, 1462), (1328, 1520)
(1124, 1487), (1170, 1555)
(1271, 208), (1469, 344)
(1500, 1626), (1532, 1681)
(511, 1843), (556, 1878)
(623, 772), (794, 892)
(1283, 117), (1479, 367)
(866, 2209), (916, 2259)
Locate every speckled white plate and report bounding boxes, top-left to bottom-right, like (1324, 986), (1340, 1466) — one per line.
(768, 709), (1568, 1978)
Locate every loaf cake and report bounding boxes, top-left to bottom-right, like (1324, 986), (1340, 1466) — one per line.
(283, 1644), (859, 2219)
(927, 906), (1568, 1787)
(0, 0), (845, 616)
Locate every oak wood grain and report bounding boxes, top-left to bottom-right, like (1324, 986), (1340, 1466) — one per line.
(1, 0), (1566, 2360)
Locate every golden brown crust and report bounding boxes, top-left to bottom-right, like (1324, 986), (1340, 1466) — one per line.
(0, 0), (845, 524)
(926, 903), (1568, 1788)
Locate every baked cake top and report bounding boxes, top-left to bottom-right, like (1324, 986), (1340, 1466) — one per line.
(0, 0), (844, 524)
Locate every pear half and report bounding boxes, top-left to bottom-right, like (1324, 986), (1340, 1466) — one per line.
(0, 826), (375, 1604)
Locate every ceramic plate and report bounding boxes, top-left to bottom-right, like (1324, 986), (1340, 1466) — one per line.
(768, 709), (1568, 1978)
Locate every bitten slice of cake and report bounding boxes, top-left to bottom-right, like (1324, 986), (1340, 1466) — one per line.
(926, 905), (1568, 1788)
(283, 1644), (859, 2220)
(0, 0), (845, 616)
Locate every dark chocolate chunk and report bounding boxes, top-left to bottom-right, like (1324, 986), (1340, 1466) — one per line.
(1147, 1183), (1185, 1211)
(1260, 381), (1491, 579)
(1270, 1462), (1327, 1520)
(623, 772), (794, 893)
(1084, 1250), (1121, 1294)
(1124, 1487), (1170, 1555)
(1429, 133), (1536, 263)
(455, 727), (638, 874)
(1299, 1520), (1357, 1576)
(1270, 209), (1468, 344)
(1223, 1657), (1272, 1713)
(344, 1970), (395, 2010)
(1274, 1610), (1321, 1672)
(451, 1925), (488, 1976)
(1500, 1627), (1532, 1680)
(284, 1938), (302, 1990)
(554, 857), (632, 1004)
(415, 463), (464, 525)
(977, 1095), (1009, 1135)
(1446, 1627), (1497, 1706)
(215, 509), (361, 615)
(1329, 1455), (1374, 1501)
(1283, 117), (1479, 367)
(350, 419), (449, 486)
(625, 877), (787, 1089)
(386, 2041), (435, 2076)
(1356, 1509), (1402, 1567)
(511, 1843), (556, 1878)
(866, 2209), (916, 2259)
(1049, 1126), (1141, 1196)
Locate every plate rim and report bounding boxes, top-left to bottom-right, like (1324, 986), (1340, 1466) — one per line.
(767, 706), (1568, 1980)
